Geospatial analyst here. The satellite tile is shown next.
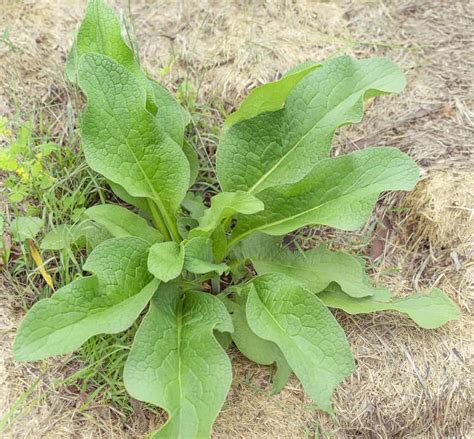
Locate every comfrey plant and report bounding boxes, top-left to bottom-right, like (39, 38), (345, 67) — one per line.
(13, 1), (459, 437)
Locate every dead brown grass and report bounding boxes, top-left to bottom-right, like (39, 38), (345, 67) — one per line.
(1, 0), (473, 437)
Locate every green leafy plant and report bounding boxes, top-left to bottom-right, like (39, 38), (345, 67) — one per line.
(13, 1), (459, 437)
(0, 117), (58, 203)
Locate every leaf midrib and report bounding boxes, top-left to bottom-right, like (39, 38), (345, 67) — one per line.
(253, 257), (373, 296)
(20, 278), (156, 355)
(249, 291), (309, 369)
(247, 67), (390, 194)
(84, 65), (175, 225)
(233, 181), (379, 245)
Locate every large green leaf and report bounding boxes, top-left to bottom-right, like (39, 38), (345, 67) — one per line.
(65, 0), (195, 188)
(220, 290), (291, 394)
(319, 284), (459, 329)
(223, 62), (320, 130)
(238, 234), (381, 297)
(246, 273), (355, 412)
(65, 0), (141, 83)
(124, 286), (233, 438)
(77, 53), (190, 219)
(217, 56), (406, 193)
(191, 191), (264, 236)
(13, 237), (158, 360)
(85, 204), (162, 244)
(231, 147), (419, 242)
(184, 237), (228, 275)
(147, 241), (184, 282)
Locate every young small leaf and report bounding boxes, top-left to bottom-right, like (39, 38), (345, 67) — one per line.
(10, 216), (43, 242)
(85, 204), (162, 244)
(40, 221), (111, 250)
(147, 241), (184, 282)
(246, 273), (355, 412)
(232, 147), (419, 241)
(184, 237), (228, 275)
(238, 233), (381, 297)
(217, 56), (406, 193)
(223, 62), (320, 129)
(77, 53), (190, 218)
(210, 225), (228, 263)
(193, 191), (264, 235)
(319, 284), (460, 329)
(124, 286), (233, 439)
(13, 237), (158, 360)
(220, 290), (291, 394)
(182, 192), (205, 219)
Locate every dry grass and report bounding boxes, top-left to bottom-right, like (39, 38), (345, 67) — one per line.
(1, 0), (473, 437)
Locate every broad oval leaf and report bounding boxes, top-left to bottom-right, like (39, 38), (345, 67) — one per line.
(65, 0), (195, 188)
(124, 286), (233, 438)
(319, 284), (460, 329)
(147, 241), (184, 282)
(65, 0), (159, 115)
(217, 56), (405, 193)
(223, 62), (320, 130)
(77, 53), (190, 218)
(13, 237), (158, 361)
(246, 273), (355, 412)
(238, 233), (381, 297)
(231, 147), (419, 242)
(85, 204), (162, 244)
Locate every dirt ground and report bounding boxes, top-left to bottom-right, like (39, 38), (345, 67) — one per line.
(1, 0), (473, 437)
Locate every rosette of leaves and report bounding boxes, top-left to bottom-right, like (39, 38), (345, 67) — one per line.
(13, 1), (459, 437)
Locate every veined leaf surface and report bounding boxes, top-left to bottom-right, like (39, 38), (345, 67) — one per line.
(319, 284), (460, 329)
(85, 204), (162, 244)
(246, 273), (355, 412)
(231, 147), (419, 242)
(124, 286), (233, 438)
(148, 241), (184, 282)
(223, 62), (320, 129)
(217, 56), (405, 193)
(238, 233), (381, 297)
(77, 53), (190, 217)
(220, 290), (291, 394)
(65, 0), (196, 185)
(13, 237), (158, 360)
(65, 0), (140, 83)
